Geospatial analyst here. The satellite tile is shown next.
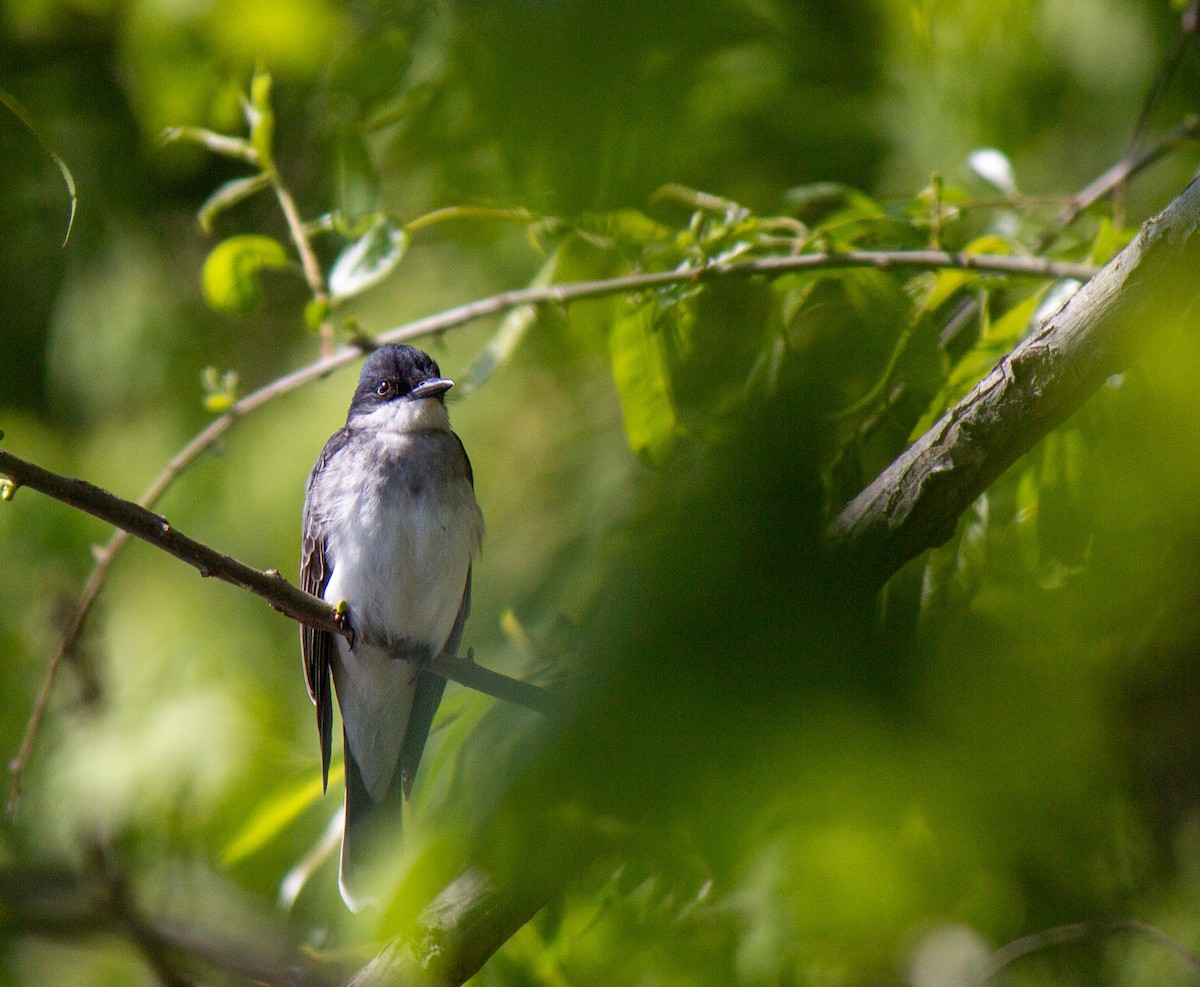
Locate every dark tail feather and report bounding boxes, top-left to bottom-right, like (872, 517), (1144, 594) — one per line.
(339, 730), (405, 912)
(398, 567), (472, 798)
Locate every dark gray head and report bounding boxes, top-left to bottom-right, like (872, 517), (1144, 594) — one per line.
(347, 345), (453, 421)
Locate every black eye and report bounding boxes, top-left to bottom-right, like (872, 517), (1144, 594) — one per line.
(376, 380), (392, 396)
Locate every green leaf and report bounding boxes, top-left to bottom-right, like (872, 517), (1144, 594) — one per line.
(609, 300), (679, 467)
(913, 235), (1013, 316)
(197, 173), (272, 233)
(201, 234), (291, 315)
(223, 763), (343, 866)
(0, 87), (77, 246)
(248, 68), (275, 171)
(200, 366), (239, 413)
(1088, 217), (1137, 266)
(335, 131), (379, 227)
(328, 217), (408, 302)
(576, 208), (672, 246)
(304, 297), (330, 332)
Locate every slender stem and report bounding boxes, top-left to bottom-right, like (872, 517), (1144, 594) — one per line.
(1056, 116), (1200, 230)
(270, 171), (333, 354)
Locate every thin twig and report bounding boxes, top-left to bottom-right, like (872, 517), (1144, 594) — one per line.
(269, 173), (333, 355)
(1057, 116), (1200, 230)
(1124, 0), (1200, 159)
(0, 449), (559, 719)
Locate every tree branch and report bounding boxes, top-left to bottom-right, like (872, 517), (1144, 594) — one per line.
(0, 447), (557, 718)
(347, 863), (587, 987)
(825, 175), (1200, 588)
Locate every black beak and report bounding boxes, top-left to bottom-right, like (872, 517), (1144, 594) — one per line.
(408, 377), (454, 400)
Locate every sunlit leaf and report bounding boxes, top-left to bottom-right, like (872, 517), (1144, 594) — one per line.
(609, 300), (679, 467)
(200, 367), (239, 413)
(197, 173), (271, 233)
(248, 68), (275, 171)
(983, 287), (1046, 346)
(0, 87), (77, 245)
(1089, 217), (1137, 266)
(328, 217), (408, 302)
(304, 297), (330, 332)
(201, 234), (291, 315)
(967, 148), (1017, 194)
(908, 289), (1047, 439)
(223, 763), (343, 866)
(914, 235), (1013, 316)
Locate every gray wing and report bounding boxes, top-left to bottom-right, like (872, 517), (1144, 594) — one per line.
(300, 430), (349, 793)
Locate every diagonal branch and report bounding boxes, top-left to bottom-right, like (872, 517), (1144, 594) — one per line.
(0, 448), (557, 719)
(825, 175), (1200, 589)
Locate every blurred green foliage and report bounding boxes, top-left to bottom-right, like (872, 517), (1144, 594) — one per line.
(5, 1), (1200, 985)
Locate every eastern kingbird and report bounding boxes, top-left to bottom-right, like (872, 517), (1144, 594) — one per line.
(300, 344), (484, 910)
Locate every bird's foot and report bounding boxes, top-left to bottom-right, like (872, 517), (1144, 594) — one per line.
(334, 600), (356, 649)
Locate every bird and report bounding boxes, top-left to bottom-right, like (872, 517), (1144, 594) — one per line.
(300, 343), (484, 910)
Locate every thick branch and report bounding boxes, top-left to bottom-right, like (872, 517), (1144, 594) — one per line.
(826, 176), (1200, 588)
(0, 448), (556, 718)
(347, 864), (583, 987)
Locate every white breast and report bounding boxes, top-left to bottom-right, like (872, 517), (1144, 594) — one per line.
(322, 470), (479, 653)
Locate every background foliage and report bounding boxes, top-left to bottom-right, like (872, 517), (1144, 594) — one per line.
(4, 0), (1200, 984)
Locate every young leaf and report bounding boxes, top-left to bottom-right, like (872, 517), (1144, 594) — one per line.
(197, 173), (272, 233)
(248, 68), (275, 172)
(609, 300), (679, 467)
(1088, 217), (1137, 266)
(913, 234), (1013, 316)
(328, 217), (408, 302)
(201, 234), (291, 315)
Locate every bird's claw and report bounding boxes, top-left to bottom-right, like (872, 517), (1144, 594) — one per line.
(334, 600), (356, 649)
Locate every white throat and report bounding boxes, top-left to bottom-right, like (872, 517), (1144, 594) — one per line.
(354, 397), (451, 436)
